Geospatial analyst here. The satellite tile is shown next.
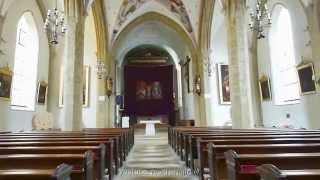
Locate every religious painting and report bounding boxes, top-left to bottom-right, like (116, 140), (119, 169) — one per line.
(37, 81), (48, 105)
(0, 66), (13, 100)
(259, 76), (272, 101)
(151, 81), (163, 99)
(83, 66), (90, 107)
(136, 81), (162, 100)
(58, 67), (64, 108)
(297, 62), (316, 95)
(58, 66), (90, 107)
(217, 64), (231, 105)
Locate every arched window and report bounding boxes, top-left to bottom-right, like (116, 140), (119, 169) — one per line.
(269, 5), (300, 105)
(11, 12), (39, 111)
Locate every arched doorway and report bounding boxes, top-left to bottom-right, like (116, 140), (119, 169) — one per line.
(122, 45), (178, 126)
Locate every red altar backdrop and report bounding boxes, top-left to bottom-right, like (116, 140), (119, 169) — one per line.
(124, 65), (174, 118)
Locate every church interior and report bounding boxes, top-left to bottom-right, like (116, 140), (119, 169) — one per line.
(0, 0), (320, 179)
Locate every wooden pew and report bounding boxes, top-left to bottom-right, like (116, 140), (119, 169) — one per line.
(0, 135), (121, 171)
(0, 145), (105, 180)
(5, 132), (129, 163)
(224, 150), (320, 180)
(182, 131), (320, 162)
(0, 151), (94, 180)
(0, 140), (115, 179)
(257, 164), (320, 180)
(0, 163), (72, 180)
(207, 143), (320, 180)
(194, 138), (320, 172)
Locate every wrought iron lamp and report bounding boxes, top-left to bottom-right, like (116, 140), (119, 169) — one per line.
(96, 61), (107, 79)
(106, 77), (113, 98)
(194, 75), (201, 96)
(203, 49), (214, 77)
(44, 0), (67, 44)
(249, 0), (272, 39)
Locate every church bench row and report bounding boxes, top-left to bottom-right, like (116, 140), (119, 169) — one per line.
(0, 128), (133, 180)
(197, 138), (320, 180)
(168, 126), (316, 146)
(207, 143), (320, 180)
(171, 128), (320, 154)
(225, 150), (320, 180)
(0, 140), (114, 179)
(0, 128), (134, 171)
(0, 163), (73, 180)
(169, 127), (320, 180)
(0, 132), (131, 164)
(257, 164), (320, 180)
(169, 127), (319, 154)
(0, 145), (106, 180)
(0, 135), (120, 177)
(182, 132), (320, 164)
(0, 151), (94, 180)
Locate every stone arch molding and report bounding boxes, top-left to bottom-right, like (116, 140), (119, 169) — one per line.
(113, 0), (194, 40)
(111, 11), (198, 68)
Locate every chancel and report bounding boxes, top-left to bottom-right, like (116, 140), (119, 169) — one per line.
(0, 0), (319, 180)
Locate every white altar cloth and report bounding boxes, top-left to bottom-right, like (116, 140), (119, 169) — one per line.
(140, 120), (161, 136)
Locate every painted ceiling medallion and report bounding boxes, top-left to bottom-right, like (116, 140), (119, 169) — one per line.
(113, 0), (193, 37)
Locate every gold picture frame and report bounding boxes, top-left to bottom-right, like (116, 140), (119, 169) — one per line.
(37, 81), (48, 105)
(259, 75), (272, 101)
(58, 66), (90, 108)
(297, 62), (316, 95)
(217, 64), (231, 105)
(83, 66), (90, 107)
(0, 66), (13, 100)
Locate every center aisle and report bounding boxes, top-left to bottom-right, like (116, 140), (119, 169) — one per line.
(115, 129), (198, 180)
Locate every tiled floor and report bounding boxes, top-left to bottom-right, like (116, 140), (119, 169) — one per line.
(115, 129), (198, 180)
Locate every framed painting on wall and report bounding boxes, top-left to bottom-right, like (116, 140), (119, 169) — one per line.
(0, 66), (13, 100)
(58, 65), (90, 107)
(217, 64), (231, 105)
(82, 66), (90, 107)
(37, 81), (48, 105)
(259, 76), (272, 101)
(297, 62), (316, 95)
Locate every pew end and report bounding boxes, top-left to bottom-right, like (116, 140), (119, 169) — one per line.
(257, 164), (284, 180)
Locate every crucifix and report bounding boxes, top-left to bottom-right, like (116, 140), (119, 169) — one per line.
(179, 56), (191, 93)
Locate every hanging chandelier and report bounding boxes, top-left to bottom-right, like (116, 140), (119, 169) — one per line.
(249, 0), (272, 39)
(44, 1), (67, 44)
(96, 61), (107, 79)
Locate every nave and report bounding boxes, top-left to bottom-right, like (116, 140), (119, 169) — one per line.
(116, 129), (198, 180)
(2, 126), (320, 180)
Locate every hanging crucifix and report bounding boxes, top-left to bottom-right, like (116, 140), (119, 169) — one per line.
(179, 56), (191, 93)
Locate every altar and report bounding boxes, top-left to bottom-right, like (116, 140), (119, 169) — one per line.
(139, 120), (161, 136)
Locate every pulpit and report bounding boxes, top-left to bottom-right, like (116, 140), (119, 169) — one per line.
(139, 120), (161, 136)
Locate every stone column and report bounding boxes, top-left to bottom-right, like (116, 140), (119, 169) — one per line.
(96, 58), (108, 128)
(225, 1), (256, 128)
(198, 0), (215, 126)
(62, 0), (86, 130)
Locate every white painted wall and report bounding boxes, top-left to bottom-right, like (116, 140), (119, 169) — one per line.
(82, 9), (98, 128)
(257, 0), (320, 129)
(206, 1), (231, 126)
(0, 0), (49, 131)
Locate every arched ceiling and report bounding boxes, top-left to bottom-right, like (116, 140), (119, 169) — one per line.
(111, 12), (197, 68)
(104, 0), (202, 44)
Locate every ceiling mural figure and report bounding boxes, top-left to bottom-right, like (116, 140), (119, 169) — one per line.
(112, 0), (193, 38)
(159, 0), (193, 33)
(113, 0), (146, 35)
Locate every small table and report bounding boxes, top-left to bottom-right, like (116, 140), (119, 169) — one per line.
(140, 120), (161, 136)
